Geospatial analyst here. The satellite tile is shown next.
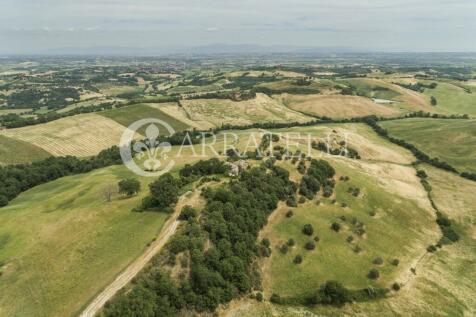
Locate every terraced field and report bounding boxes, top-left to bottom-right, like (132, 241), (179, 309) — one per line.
(0, 134), (51, 164)
(2, 113), (135, 157)
(180, 93), (312, 127)
(381, 118), (476, 173)
(0, 165), (169, 317)
(276, 94), (401, 119)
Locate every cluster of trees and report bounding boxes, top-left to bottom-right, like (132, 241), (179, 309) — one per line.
(311, 141), (360, 159)
(299, 159), (336, 200)
(5, 87), (80, 109)
(393, 82), (437, 93)
(0, 146), (122, 207)
(140, 158), (228, 212)
(103, 162), (298, 315)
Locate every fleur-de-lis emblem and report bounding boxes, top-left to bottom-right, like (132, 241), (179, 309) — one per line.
(132, 124), (172, 171)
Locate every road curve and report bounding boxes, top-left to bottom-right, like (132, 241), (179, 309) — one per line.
(79, 195), (188, 317)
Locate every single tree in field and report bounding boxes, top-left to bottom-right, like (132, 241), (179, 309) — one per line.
(430, 96), (437, 106)
(118, 178), (141, 197)
(102, 184), (117, 202)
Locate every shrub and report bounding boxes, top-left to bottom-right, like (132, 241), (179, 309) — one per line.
(373, 257), (384, 265)
(293, 255), (303, 264)
(392, 283), (401, 291)
(280, 244), (289, 254)
(314, 236), (320, 242)
(354, 245), (362, 253)
(369, 210), (376, 217)
(317, 280), (352, 306)
(256, 292), (263, 302)
(298, 196), (306, 204)
(0, 195), (8, 207)
(118, 178), (141, 196)
(391, 259), (400, 266)
(302, 224), (314, 236)
(368, 269), (380, 280)
(270, 293), (281, 304)
(305, 241), (316, 250)
(261, 238), (271, 248)
(178, 205), (197, 221)
(416, 170), (428, 179)
(285, 210), (294, 218)
(426, 245), (437, 253)
(331, 222), (341, 232)
(346, 235), (354, 243)
(287, 238), (295, 246)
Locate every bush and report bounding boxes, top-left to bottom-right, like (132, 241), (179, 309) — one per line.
(280, 244), (289, 254)
(426, 245), (437, 253)
(368, 269), (380, 280)
(373, 257), (384, 265)
(317, 280), (352, 306)
(261, 238), (271, 248)
(287, 238), (295, 246)
(178, 205), (197, 221)
(302, 224), (314, 236)
(256, 292), (263, 302)
(0, 195), (8, 207)
(331, 222), (341, 232)
(293, 255), (303, 264)
(118, 178), (141, 196)
(285, 210), (294, 218)
(270, 293), (281, 304)
(346, 235), (354, 243)
(298, 196), (306, 204)
(391, 259), (400, 266)
(305, 241), (316, 250)
(392, 282), (401, 291)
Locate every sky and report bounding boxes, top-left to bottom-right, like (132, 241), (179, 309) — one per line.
(1, 0), (475, 54)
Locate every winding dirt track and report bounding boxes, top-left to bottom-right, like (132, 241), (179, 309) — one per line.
(79, 194), (192, 317)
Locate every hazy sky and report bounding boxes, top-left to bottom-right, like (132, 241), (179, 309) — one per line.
(1, 0), (475, 54)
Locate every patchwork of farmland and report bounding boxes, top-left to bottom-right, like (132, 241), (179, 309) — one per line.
(180, 93), (313, 127)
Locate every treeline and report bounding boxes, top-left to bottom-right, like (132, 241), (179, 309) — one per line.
(393, 82), (437, 93)
(0, 147), (122, 207)
(102, 160), (299, 315)
(4, 87), (80, 109)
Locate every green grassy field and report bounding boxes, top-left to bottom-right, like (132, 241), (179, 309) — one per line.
(381, 118), (476, 173)
(262, 160), (437, 301)
(0, 165), (169, 317)
(0, 134), (52, 164)
(421, 81), (476, 115)
(100, 103), (190, 135)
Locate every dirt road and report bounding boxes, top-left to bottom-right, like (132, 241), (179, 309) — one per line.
(79, 193), (194, 317)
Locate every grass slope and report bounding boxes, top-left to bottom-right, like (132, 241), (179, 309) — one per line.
(381, 118), (476, 173)
(276, 94), (401, 119)
(422, 81), (476, 115)
(2, 113), (132, 157)
(0, 134), (51, 164)
(180, 93), (312, 128)
(0, 165), (169, 317)
(261, 160), (437, 300)
(100, 103), (190, 135)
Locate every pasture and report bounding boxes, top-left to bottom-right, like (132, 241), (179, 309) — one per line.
(261, 159), (438, 300)
(0, 165), (169, 317)
(100, 103), (190, 135)
(381, 118), (476, 173)
(0, 134), (51, 164)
